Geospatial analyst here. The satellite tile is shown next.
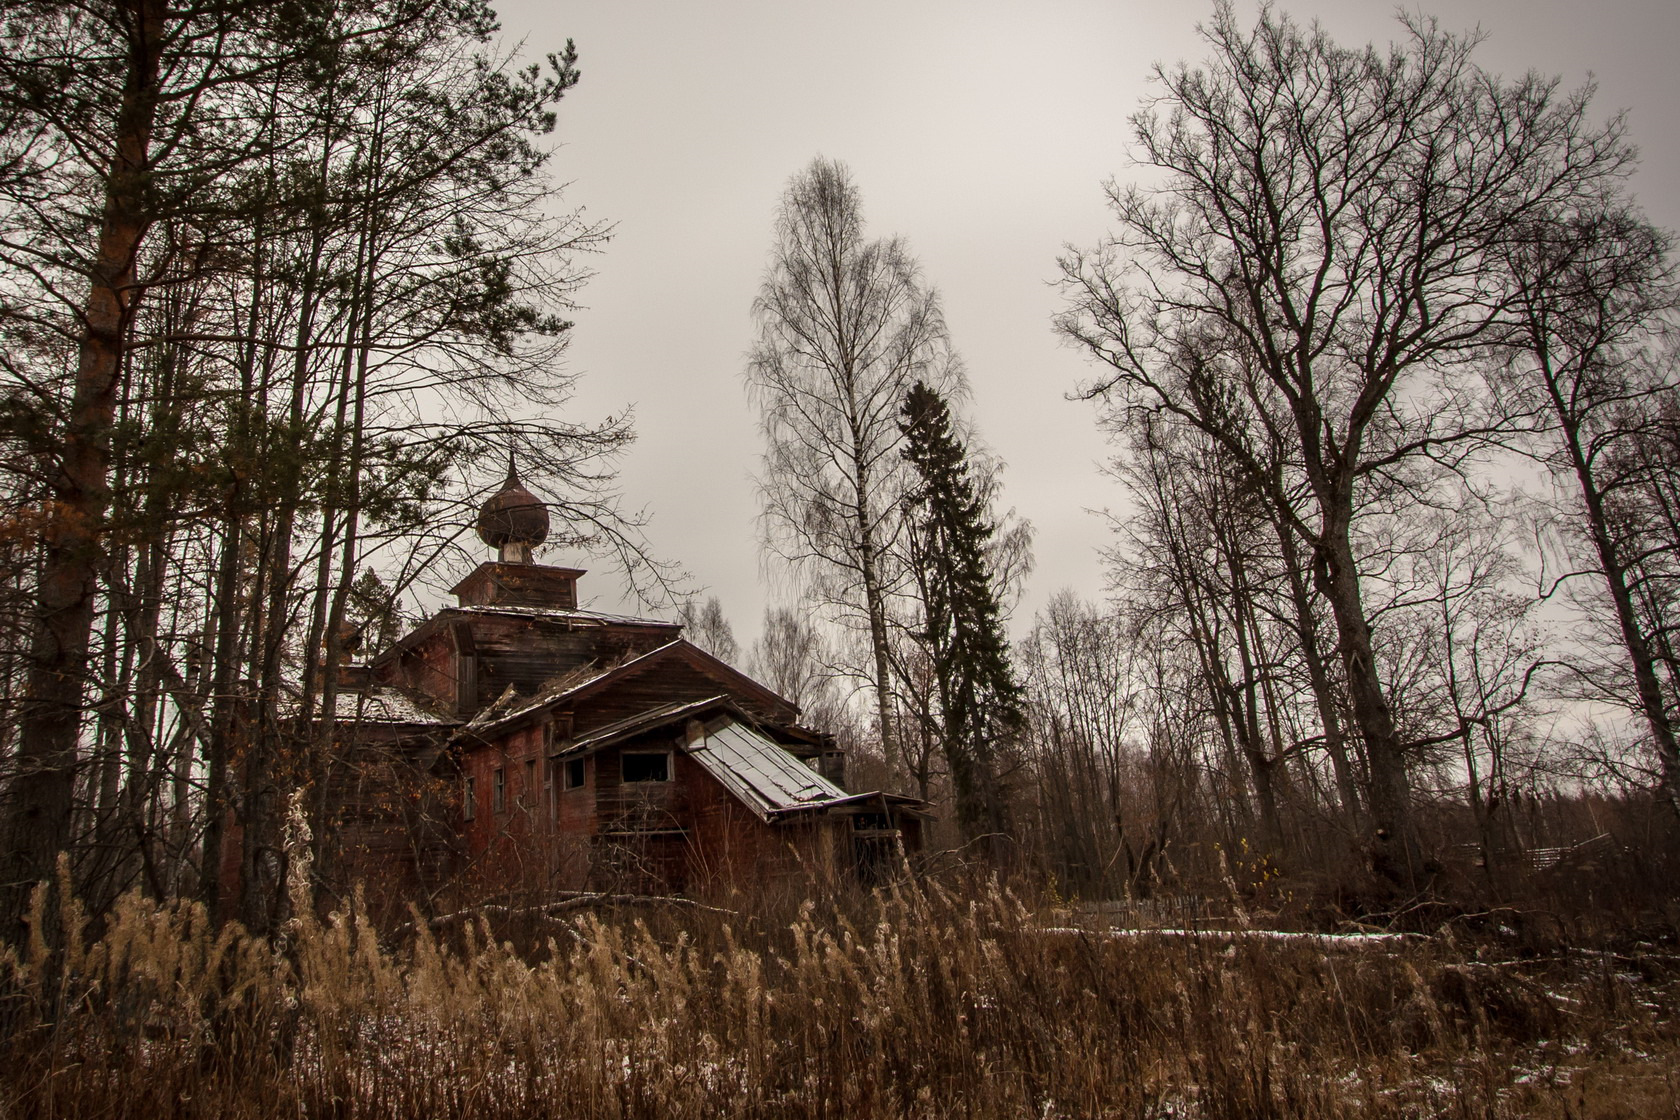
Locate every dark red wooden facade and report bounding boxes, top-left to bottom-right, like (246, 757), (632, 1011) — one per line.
(305, 561), (925, 918)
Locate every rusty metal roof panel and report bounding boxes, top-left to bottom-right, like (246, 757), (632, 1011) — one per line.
(686, 719), (849, 820)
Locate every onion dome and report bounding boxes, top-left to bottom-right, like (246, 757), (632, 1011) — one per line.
(476, 454), (549, 561)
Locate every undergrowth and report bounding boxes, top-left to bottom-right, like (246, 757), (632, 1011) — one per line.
(1, 877), (1676, 1119)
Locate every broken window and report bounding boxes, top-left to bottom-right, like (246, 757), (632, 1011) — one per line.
(564, 757), (586, 790)
(621, 751), (670, 783)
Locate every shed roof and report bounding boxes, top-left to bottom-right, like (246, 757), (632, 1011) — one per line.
(685, 718), (850, 821)
(552, 698), (923, 823)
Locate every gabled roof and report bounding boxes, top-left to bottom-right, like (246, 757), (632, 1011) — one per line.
(552, 638), (796, 716)
(456, 639), (798, 740)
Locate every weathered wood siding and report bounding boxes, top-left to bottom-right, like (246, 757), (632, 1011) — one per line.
(463, 616), (674, 709)
(455, 719), (841, 898)
(458, 723), (557, 896)
(370, 612), (677, 715)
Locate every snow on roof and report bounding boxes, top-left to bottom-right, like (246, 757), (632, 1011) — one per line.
(459, 665), (610, 732)
(450, 604), (679, 628)
(332, 688), (454, 726)
(686, 718), (851, 821)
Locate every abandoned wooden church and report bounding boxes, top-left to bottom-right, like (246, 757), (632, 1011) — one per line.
(306, 464), (927, 915)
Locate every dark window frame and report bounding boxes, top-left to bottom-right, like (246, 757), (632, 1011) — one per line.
(620, 750), (671, 784)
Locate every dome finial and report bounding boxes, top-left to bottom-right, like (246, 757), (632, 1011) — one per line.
(476, 452), (549, 564)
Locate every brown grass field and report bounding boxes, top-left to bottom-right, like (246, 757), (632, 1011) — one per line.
(1, 877), (1676, 1119)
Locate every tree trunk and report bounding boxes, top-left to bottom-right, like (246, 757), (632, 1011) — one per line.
(1553, 403), (1680, 825)
(1314, 515), (1423, 888)
(0, 0), (166, 943)
(1276, 518), (1363, 826)
(853, 468), (897, 768)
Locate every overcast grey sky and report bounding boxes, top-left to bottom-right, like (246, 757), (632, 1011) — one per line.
(488, 0), (1680, 644)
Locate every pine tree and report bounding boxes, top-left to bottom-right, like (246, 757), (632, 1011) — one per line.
(898, 382), (1024, 855)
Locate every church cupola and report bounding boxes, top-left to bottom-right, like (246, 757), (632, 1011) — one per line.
(476, 454), (550, 565)
(453, 455), (584, 609)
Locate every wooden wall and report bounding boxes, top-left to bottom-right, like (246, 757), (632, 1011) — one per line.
(455, 720), (842, 899)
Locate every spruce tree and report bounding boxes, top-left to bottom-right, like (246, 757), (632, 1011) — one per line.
(899, 382), (1024, 855)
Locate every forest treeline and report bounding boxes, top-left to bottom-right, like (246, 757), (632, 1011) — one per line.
(0, 0), (1676, 949)
(740, 7), (1680, 911)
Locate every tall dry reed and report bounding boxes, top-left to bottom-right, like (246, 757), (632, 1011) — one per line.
(1, 875), (1675, 1119)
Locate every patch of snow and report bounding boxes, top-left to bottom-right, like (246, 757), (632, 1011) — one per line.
(1040, 926), (1421, 945)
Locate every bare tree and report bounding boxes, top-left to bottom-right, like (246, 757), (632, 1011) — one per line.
(1018, 592), (1143, 894)
(678, 595), (739, 664)
(748, 157), (964, 762)
(750, 607), (835, 714)
(1059, 5), (1635, 886)
(1504, 204), (1680, 821)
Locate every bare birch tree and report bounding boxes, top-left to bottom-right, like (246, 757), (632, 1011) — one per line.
(748, 158), (964, 763)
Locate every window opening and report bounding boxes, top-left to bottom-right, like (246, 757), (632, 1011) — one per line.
(493, 767), (506, 813)
(621, 751), (670, 783)
(463, 776), (476, 822)
(564, 757), (586, 790)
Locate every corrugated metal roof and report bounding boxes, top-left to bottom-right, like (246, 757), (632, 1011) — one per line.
(686, 719), (850, 821)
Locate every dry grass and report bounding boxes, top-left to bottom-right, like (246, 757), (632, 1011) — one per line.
(1, 877), (1676, 1119)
